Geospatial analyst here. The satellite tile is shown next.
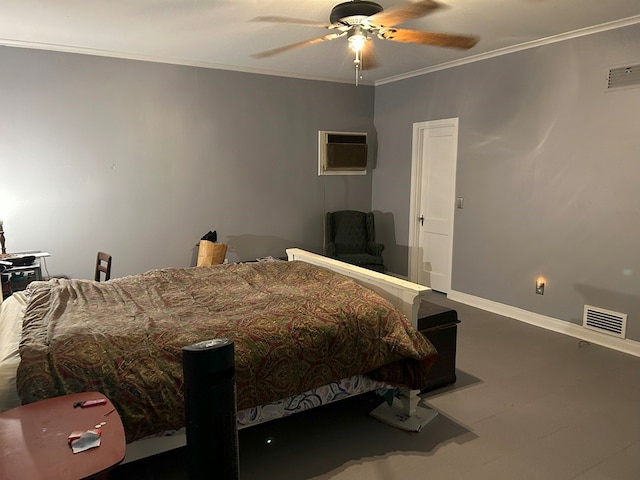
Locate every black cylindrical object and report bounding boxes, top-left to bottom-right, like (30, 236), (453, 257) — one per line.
(182, 338), (239, 480)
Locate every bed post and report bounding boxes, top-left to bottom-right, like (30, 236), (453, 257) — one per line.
(183, 339), (239, 479)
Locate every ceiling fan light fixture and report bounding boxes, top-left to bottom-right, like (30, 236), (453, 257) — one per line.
(348, 27), (367, 52)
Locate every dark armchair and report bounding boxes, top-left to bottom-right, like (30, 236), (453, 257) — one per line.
(325, 210), (385, 273)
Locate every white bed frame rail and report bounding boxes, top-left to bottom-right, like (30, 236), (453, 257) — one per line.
(286, 248), (430, 329)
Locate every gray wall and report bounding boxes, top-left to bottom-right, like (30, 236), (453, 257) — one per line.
(2, 25), (638, 342)
(0, 47), (375, 279)
(373, 24), (640, 340)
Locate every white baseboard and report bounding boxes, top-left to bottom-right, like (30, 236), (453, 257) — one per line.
(448, 290), (640, 358)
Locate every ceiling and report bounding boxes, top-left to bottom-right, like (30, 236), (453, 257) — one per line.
(1, 0), (639, 85)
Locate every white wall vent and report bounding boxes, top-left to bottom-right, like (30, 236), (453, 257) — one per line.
(606, 64), (640, 91)
(583, 305), (627, 338)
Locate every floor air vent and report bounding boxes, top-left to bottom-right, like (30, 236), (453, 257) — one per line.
(607, 64), (640, 91)
(583, 305), (627, 338)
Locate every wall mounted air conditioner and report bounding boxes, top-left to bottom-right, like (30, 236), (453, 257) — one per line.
(318, 131), (367, 176)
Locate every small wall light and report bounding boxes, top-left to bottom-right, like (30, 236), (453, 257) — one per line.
(536, 277), (545, 295)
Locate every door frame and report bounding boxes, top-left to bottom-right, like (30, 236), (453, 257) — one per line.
(408, 118), (459, 291)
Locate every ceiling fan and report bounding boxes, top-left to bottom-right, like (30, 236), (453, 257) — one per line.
(251, 0), (479, 85)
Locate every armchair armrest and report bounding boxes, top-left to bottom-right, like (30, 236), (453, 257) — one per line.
(368, 242), (384, 256)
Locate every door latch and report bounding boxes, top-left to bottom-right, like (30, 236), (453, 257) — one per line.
(419, 215), (424, 226)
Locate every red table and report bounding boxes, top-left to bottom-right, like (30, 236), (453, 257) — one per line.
(0, 392), (126, 480)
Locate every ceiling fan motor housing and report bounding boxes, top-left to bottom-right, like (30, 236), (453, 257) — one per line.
(330, 1), (383, 24)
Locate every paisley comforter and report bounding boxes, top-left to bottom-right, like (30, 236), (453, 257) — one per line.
(17, 260), (436, 441)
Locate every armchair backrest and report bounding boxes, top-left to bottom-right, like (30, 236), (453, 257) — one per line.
(326, 210), (375, 255)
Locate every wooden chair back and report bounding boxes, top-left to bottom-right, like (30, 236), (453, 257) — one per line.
(95, 252), (112, 281)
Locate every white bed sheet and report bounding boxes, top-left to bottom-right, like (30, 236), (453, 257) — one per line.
(0, 292), (25, 412)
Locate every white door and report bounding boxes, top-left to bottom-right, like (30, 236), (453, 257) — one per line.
(408, 118), (458, 293)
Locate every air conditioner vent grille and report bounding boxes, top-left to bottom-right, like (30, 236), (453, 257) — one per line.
(583, 305), (627, 338)
(607, 64), (640, 90)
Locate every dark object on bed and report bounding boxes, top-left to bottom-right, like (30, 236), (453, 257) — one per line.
(183, 339), (238, 480)
(95, 251), (112, 281)
(200, 230), (217, 242)
(325, 210), (385, 273)
(417, 301), (460, 392)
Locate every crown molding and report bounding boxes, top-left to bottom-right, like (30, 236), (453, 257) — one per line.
(0, 38), (366, 86)
(375, 15), (640, 86)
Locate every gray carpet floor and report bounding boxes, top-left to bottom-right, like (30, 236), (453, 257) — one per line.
(110, 292), (640, 479)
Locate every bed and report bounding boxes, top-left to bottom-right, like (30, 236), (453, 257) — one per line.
(0, 248), (435, 460)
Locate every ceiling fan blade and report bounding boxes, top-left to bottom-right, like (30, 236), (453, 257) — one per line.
(360, 40), (380, 70)
(251, 15), (331, 28)
(252, 33), (345, 59)
(379, 28), (478, 49)
(366, 0), (442, 27)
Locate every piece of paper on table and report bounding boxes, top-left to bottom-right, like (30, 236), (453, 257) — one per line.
(71, 430), (101, 454)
